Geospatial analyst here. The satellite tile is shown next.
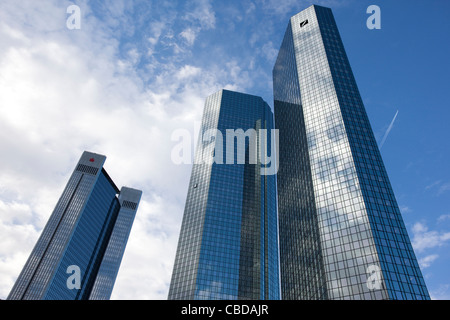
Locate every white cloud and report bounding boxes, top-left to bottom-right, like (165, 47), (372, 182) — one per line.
(399, 205), (411, 214)
(0, 0), (245, 300)
(176, 64), (202, 80)
(0, 200), (33, 225)
(261, 41), (278, 62)
(430, 284), (450, 300)
(438, 183), (450, 196)
(246, 2), (256, 15)
(424, 180), (450, 196)
(147, 21), (167, 46)
(111, 195), (183, 300)
(425, 180), (441, 190)
(418, 254), (439, 269)
(438, 214), (450, 222)
(184, 0), (216, 30)
(177, 0), (217, 48)
(411, 222), (450, 253)
(180, 28), (198, 46)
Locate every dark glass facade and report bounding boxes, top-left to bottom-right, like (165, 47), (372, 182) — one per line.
(273, 5), (429, 300)
(89, 187), (142, 300)
(7, 151), (142, 300)
(168, 89), (280, 300)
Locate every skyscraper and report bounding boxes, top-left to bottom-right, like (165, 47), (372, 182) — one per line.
(273, 5), (429, 300)
(7, 151), (142, 300)
(168, 89), (280, 300)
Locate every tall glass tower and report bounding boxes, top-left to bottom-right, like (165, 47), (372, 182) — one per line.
(273, 5), (429, 300)
(168, 89), (280, 300)
(7, 151), (142, 300)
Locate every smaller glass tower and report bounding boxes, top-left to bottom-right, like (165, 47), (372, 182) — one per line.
(7, 151), (142, 300)
(168, 89), (280, 300)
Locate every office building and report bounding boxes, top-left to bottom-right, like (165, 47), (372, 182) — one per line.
(7, 151), (142, 300)
(168, 89), (280, 300)
(273, 5), (429, 300)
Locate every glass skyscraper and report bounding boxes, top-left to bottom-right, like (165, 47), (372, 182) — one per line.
(7, 151), (142, 300)
(273, 5), (429, 300)
(168, 89), (280, 300)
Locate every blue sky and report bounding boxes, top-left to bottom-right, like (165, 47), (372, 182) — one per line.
(0, 0), (449, 299)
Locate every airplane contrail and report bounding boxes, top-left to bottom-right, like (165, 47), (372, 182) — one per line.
(379, 110), (399, 149)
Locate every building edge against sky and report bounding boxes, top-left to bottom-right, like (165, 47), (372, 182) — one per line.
(7, 151), (142, 300)
(168, 89), (280, 300)
(273, 5), (429, 300)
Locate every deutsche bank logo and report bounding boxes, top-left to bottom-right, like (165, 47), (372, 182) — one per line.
(300, 19), (309, 27)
